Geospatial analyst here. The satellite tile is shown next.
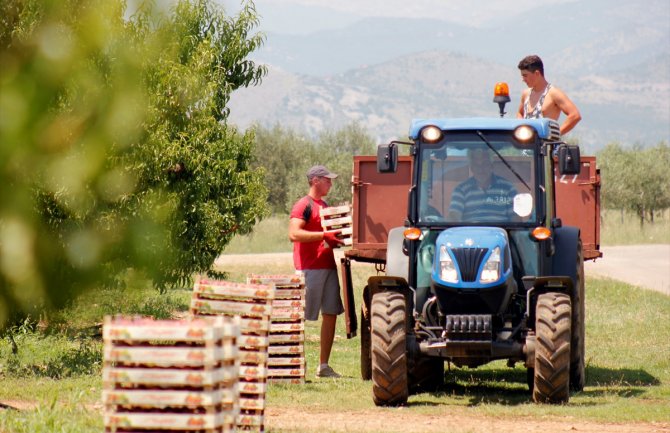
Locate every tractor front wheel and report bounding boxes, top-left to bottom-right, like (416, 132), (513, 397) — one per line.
(533, 292), (572, 404)
(371, 290), (408, 406)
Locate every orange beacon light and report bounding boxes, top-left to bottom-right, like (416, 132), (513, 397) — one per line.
(493, 82), (511, 117)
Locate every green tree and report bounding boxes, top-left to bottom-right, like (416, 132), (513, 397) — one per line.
(253, 122), (377, 214)
(599, 143), (632, 213)
(0, 0), (268, 327)
(252, 124), (314, 213)
(310, 122), (377, 207)
(599, 142), (670, 226)
(128, 0), (269, 288)
(643, 142), (670, 221)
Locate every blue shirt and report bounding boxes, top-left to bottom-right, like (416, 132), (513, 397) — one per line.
(448, 175), (518, 222)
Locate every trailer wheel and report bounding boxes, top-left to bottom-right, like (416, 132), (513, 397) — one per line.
(371, 290), (408, 406)
(360, 292), (372, 380)
(570, 241), (586, 391)
(408, 356), (444, 394)
(533, 292), (571, 404)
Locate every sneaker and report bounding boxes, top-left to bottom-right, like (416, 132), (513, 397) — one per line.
(316, 364), (341, 378)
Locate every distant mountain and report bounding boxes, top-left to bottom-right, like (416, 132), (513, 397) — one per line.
(229, 50), (669, 152)
(250, 0), (669, 77)
(228, 0), (670, 152)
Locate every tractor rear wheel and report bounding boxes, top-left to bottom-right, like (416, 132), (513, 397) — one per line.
(533, 292), (571, 404)
(371, 290), (408, 406)
(360, 296), (372, 380)
(570, 241), (586, 391)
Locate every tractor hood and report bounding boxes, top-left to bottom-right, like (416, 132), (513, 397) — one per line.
(430, 226), (516, 315)
(432, 227), (512, 289)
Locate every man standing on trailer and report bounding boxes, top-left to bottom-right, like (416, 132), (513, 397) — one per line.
(517, 54), (582, 135)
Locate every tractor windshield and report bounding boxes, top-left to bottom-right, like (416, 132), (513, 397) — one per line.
(417, 131), (539, 225)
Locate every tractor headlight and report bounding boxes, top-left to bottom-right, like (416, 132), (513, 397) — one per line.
(439, 245), (458, 283)
(513, 125), (536, 143)
(420, 125), (443, 143)
(479, 246), (501, 283)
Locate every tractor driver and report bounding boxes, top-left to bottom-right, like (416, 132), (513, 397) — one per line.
(447, 148), (518, 222)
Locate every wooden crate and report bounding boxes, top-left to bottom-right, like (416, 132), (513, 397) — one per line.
(191, 277), (277, 433)
(319, 204), (351, 219)
(247, 274), (304, 287)
(103, 366), (237, 389)
(103, 316), (240, 433)
(320, 204), (353, 246)
(104, 411), (235, 431)
(102, 388), (236, 409)
(103, 345), (237, 368)
(237, 411), (265, 433)
(103, 316), (238, 343)
(247, 274), (307, 386)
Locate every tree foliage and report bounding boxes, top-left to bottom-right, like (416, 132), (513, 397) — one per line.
(252, 122), (377, 213)
(0, 0), (268, 326)
(599, 142), (670, 225)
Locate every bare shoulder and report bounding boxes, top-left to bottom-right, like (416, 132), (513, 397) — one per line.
(547, 85), (570, 102)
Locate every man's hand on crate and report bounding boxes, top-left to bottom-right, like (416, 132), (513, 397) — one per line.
(323, 230), (345, 248)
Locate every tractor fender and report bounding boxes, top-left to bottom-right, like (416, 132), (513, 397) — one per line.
(552, 225), (580, 287)
(386, 226), (409, 281)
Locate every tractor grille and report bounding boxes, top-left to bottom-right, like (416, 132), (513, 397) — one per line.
(445, 314), (492, 342)
(451, 248), (488, 282)
(548, 120), (561, 140)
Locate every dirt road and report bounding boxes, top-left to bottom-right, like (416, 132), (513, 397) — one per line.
(264, 407), (669, 433)
(585, 244), (670, 296)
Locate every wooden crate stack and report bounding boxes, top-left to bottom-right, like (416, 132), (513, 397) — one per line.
(102, 315), (239, 433)
(247, 274), (306, 384)
(190, 278), (275, 433)
(319, 204), (352, 246)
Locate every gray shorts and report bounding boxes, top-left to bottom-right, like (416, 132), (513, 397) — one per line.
(301, 269), (344, 321)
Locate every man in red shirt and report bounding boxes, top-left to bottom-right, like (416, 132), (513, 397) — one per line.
(288, 165), (345, 378)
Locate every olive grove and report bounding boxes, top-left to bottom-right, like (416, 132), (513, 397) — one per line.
(598, 142), (670, 225)
(252, 122), (377, 214)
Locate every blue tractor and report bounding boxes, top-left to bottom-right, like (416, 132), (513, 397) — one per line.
(358, 97), (589, 405)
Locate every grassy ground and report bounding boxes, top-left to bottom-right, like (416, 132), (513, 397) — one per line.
(0, 210), (668, 432)
(600, 209), (670, 245)
(1, 265), (669, 432)
(223, 216), (293, 254)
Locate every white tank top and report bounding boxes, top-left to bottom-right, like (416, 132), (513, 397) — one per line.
(523, 84), (552, 119)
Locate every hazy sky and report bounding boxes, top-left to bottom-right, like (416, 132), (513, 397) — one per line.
(219, 0), (579, 31)
(249, 0), (573, 19)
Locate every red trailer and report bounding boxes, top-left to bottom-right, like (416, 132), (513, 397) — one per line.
(340, 154), (601, 339)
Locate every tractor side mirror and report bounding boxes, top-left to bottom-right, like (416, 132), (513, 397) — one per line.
(377, 143), (398, 173)
(557, 144), (581, 175)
